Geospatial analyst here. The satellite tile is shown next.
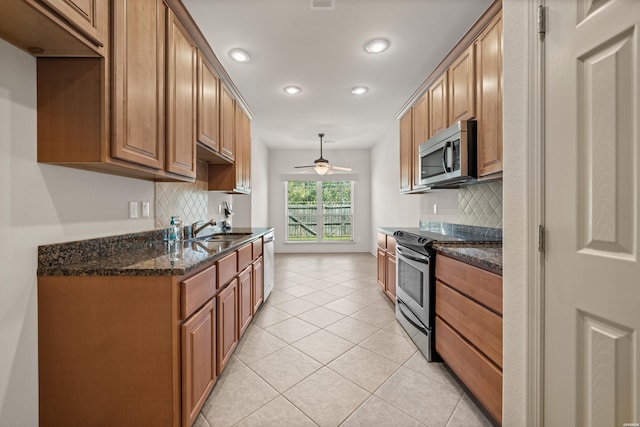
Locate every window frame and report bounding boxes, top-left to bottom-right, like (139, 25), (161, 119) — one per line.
(284, 180), (355, 243)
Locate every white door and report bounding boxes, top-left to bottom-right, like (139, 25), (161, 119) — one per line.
(545, 0), (640, 425)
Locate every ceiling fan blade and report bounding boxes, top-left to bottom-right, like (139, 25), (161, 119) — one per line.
(294, 165), (315, 168)
(330, 165), (352, 171)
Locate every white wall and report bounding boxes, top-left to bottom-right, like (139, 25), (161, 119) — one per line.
(269, 148), (371, 253)
(0, 39), (155, 425)
(250, 137), (270, 227)
(502, 0), (528, 424)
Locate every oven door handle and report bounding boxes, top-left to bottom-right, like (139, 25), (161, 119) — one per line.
(397, 299), (429, 334)
(396, 246), (430, 263)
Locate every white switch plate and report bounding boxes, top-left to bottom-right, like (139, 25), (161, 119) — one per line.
(141, 201), (150, 218)
(129, 201), (139, 219)
(433, 204), (438, 214)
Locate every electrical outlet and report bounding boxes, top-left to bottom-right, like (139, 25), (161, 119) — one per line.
(433, 204), (438, 214)
(129, 201), (139, 219)
(141, 201), (150, 218)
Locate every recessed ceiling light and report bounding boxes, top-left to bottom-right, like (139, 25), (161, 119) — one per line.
(351, 86), (369, 95)
(365, 38), (390, 54)
(228, 48), (250, 63)
(283, 86), (302, 95)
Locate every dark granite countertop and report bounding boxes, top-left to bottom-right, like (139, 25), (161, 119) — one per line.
(432, 242), (502, 276)
(378, 222), (502, 275)
(38, 227), (273, 277)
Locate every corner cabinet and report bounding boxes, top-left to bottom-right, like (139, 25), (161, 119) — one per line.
(208, 103), (252, 194)
(399, 110), (413, 193)
(476, 11), (503, 177)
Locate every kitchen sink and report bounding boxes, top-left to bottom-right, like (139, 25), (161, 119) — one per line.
(204, 233), (252, 242)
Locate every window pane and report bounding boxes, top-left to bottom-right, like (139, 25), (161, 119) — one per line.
(287, 181), (318, 241)
(322, 181), (352, 241)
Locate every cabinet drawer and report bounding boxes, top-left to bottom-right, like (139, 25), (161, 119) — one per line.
(377, 232), (387, 249)
(436, 281), (502, 367)
(435, 254), (502, 314)
(436, 316), (502, 424)
(217, 251), (237, 287)
(252, 237), (263, 259)
(237, 243), (252, 271)
(181, 264), (217, 320)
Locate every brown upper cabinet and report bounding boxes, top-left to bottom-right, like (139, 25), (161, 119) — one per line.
(41, 0), (105, 47)
(411, 93), (429, 190)
(397, 0), (502, 192)
(428, 72), (448, 138)
(476, 11), (503, 178)
(208, 104), (251, 194)
(0, 0), (107, 56)
(449, 44), (476, 124)
(111, 0), (166, 171)
(166, 9), (197, 179)
(219, 84), (236, 161)
(197, 51), (220, 153)
(399, 110), (413, 193)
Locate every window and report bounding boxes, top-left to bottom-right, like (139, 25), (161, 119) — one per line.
(286, 180), (354, 242)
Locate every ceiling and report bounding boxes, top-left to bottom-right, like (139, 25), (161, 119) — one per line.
(183, 0), (493, 150)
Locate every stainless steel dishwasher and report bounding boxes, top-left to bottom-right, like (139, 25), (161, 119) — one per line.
(263, 231), (275, 301)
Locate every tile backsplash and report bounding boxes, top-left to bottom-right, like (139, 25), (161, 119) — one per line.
(155, 161), (209, 229)
(458, 180), (503, 228)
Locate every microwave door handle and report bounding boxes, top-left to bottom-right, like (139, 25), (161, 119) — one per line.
(442, 141), (452, 172)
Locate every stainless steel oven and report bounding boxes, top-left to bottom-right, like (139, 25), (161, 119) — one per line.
(393, 231), (438, 362)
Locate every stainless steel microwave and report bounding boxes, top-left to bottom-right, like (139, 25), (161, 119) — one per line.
(418, 120), (477, 187)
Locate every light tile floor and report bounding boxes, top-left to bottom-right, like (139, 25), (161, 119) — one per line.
(197, 253), (497, 427)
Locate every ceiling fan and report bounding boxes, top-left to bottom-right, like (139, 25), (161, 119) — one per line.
(294, 133), (352, 175)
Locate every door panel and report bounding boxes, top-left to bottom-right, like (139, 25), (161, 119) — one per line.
(545, 1), (640, 425)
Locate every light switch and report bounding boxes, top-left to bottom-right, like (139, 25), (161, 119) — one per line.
(129, 201), (139, 219)
(141, 202), (150, 218)
(433, 204), (438, 214)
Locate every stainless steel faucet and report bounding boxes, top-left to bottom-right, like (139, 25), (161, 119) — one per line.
(191, 219), (217, 239)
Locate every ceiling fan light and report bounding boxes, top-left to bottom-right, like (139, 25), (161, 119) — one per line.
(315, 165), (329, 175)
(365, 38), (390, 54)
(283, 85), (302, 95)
(351, 86), (369, 95)
(228, 48), (250, 63)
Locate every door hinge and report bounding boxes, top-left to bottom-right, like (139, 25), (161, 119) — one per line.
(538, 225), (545, 253)
(537, 5), (546, 40)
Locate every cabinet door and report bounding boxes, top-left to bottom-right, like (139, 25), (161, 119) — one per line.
(166, 10), (197, 179)
(399, 110), (412, 192)
(238, 267), (253, 338)
(181, 299), (216, 427)
(377, 248), (386, 291)
(242, 109), (252, 193)
(41, 0), (106, 47)
(252, 257), (263, 314)
(234, 103), (245, 191)
(411, 93), (429, 189)
(219, 84), (235, 160)
(429, 72), (448, 137)
(216, 279), (237, 375)
(386, 254), (396, 302)
(476, 12), (503, 177)
(197, 51), (220, 152)
(112, 0), (165, 170)
(449, 44), (476, 123)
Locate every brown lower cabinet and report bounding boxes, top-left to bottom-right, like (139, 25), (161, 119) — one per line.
(217, 277), (238, 376)
(38, 236), (265, 427)
(376, 232), (396, 303)
(435, 254), (503, 425)
(237, 266), (253, 337)
(182, 299), (216, 427)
